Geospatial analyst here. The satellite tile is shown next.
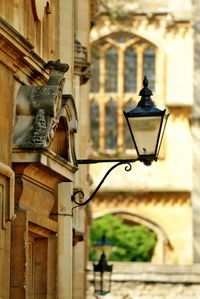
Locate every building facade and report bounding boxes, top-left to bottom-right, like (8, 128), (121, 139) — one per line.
(89, 0), (194, 265)
(0, 0), (96, 298)
(86, 0), (200, 297)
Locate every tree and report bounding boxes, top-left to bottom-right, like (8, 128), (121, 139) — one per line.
(90, 214), (156, 262)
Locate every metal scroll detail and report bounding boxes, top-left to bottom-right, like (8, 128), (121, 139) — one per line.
(71, 160), (138, 207)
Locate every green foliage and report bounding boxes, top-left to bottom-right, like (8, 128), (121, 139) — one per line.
(90, 214), (156, 262)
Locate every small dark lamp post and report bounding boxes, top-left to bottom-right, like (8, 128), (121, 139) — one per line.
(124, 76), (169, 166)
(93, 236), (113, 296)
(93, 251), (113, 296)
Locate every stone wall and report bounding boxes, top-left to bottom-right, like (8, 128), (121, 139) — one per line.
(87, 263), (200, 298)
(88, 281), (200, 298)
(99, 0), (192, 16)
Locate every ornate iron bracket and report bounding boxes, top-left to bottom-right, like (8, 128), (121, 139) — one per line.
(71, 158), (139, 208)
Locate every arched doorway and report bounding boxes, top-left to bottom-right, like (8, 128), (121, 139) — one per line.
(93, 209), (172, 264)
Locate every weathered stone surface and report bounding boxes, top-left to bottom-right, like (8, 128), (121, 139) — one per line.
(87, 282), (200, 298)
(99, 0), (192, 14)
(13, 60), (69, 148)
(0, 1), (91, 298)
(191, 0), (200, 263)
(87, 263), (200, 298)
(74, 39), (91, 84)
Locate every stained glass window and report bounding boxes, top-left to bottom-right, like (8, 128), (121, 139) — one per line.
(124, 100), (136, 149)
(105, 47), (118, 92)
(90, 100), (100, 149)
(105, 100), (118, 149)
(143, 48), (155, 91)
(124, 48), (137, 92)
(91, 50), (100, 92)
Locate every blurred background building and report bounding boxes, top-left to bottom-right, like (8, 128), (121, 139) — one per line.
(0, 0), (97, 298)
(90, 0), (193, 265)
(87, 0), (200, 297)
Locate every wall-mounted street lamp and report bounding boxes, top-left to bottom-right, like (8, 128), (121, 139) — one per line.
(93, 236), (113, 296)
(72, 76), (169, 207)
(123, 76), (168, 166)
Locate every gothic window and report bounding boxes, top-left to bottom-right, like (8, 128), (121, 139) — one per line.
(90, 100), (100, 149)
(105, 47), (118, 92)
(124, 48), (137, 92)
(90, 33), (157, 155)
(105, 100), (118, 149)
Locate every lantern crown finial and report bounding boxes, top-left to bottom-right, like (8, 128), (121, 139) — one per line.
(143, 75), (148, 87)
(123, 75), (169, 166)
(138, 76), (154, 107)
(139, 76), (153, 98)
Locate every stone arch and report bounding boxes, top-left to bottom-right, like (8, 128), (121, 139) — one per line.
(93, 208), (173, 264)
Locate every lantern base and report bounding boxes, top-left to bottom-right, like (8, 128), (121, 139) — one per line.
(139, 156), (157, 166)
(95, 290), (109, 296)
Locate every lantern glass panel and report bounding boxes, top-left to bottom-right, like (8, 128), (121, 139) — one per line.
(94, 271), (112, 296)
(156, 114), (169, 156)
(128, 115), (162, 156)
(95, 245), (112, 260)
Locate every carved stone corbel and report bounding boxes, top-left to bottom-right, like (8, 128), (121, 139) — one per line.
(13, 60), (69, 148)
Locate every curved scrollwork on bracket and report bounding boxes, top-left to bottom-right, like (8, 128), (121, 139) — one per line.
(71, 159), (138, 208)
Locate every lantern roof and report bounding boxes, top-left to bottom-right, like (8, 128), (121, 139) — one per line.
(93, 252), (113, 273)
(124, 76), (165, 117)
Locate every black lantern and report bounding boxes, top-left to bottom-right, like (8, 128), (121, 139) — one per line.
(93, 251), (113, 296)
(93, 236), (113, 296)
(124, 76), (169, 166)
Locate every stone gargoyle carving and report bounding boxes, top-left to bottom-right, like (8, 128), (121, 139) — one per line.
(13, 59), (78, 165)
(74, 39), (91, 85)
